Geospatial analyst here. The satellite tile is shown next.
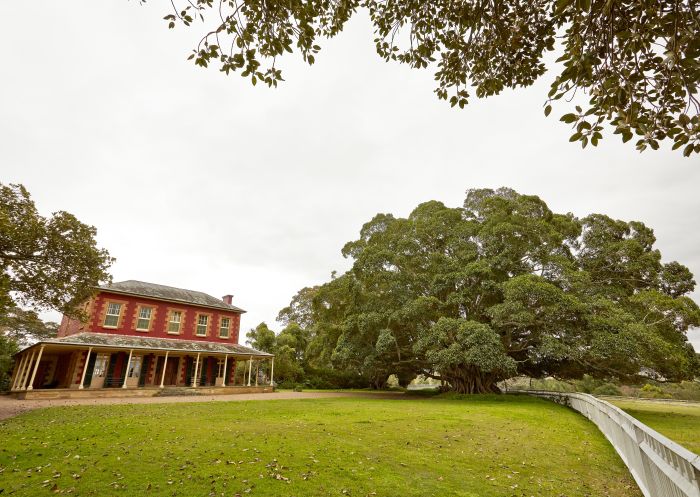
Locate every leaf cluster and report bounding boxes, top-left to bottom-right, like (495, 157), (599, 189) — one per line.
(0, 183), (114, 318)
(160, 0), (700, 155)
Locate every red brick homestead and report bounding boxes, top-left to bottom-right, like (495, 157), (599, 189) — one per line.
(9, 281), (273, 399)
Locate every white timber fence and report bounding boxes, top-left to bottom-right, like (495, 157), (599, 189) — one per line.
(522, 391), (700, 497)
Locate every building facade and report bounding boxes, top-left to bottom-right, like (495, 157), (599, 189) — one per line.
(9, 281), (273, 398)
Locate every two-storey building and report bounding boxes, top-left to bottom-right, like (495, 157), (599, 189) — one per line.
(9, 281), (273, 399)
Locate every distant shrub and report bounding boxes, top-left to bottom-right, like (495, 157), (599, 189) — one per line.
(303, 367), (370, 389)
(278, 380), (297, 390)
(293, 384), (303, 392)
(592, 383), (622, 396)
(575, 374), (601, 394)
(660, 381), (700, 401)
(639, 383), (671, 399)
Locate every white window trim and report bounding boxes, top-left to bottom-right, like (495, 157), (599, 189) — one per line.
(103, 303), (122, 329)
(196, 314), (209, 336)
(135, 306), (153, 332)
(168, 310), (182, 334)
(219, 317), (231, 338)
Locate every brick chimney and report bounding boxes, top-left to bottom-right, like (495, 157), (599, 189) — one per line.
(222, 294), (234, 305)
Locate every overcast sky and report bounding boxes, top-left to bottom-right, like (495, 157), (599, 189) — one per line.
(2, 1), (699, 351)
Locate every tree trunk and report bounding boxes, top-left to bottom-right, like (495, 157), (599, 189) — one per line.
(442, 367), (502, 394)
(369, 373), (389, 390)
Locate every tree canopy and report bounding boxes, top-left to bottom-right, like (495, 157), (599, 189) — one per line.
(160, 0), (700, 156)
(279, 188), (700, 393)
(0, 183), (114, 317)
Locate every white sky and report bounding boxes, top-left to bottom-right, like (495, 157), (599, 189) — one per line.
(1, 1), (699, 351)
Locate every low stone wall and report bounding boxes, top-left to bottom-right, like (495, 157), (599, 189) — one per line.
(12, 385), (273, 400)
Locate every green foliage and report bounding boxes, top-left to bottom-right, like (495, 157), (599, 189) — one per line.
(0, 335), (19, 391)
(592, 383), (623, 396)
(639, 383), (671, 398)
(158, 1), (700, 155)
(415, 318), (516, 393)
(575, 374), (599, 394)
(654, 381), (700, 401)
(0, 307), (58, 391)
(0, 183), (114, 317)
(282, 187), (700, 394)
(0, 305), (59, 347)
(246, 321), (310, 385)
(246, 322), (276, 352)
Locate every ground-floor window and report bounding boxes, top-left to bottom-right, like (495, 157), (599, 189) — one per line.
(128, 356), (143, 378)
(93, 354), (109, 377)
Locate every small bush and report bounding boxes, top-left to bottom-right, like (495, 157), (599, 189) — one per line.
(639, 383), (671, 399)
(661, 381), (700, 401)
(293, 385), (303, 392)
(277, 380), (297, 390)
(575, 374), (601, 394)
(592, 383), (622, 396)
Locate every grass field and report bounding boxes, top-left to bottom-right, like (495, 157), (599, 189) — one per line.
(610, 399), (700, 454)
(0, 396), (641, 497)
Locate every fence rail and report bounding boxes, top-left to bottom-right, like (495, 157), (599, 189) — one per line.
(522, 390), (700, 497)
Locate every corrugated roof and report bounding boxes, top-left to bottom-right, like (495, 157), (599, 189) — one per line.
(24, 332), (272, 357)
(98, 280), (246, 313)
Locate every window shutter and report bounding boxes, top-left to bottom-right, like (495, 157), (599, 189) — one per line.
(82, 353), (97, 388)
(139, 355), (152, 387)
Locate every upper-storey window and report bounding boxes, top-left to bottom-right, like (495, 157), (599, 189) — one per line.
(136, 307), (153, 331)
(196, 314), (209, 336)
(219, 317), (230, 338)
(168, 310), (182, 334)
(104, 303), (122, 328)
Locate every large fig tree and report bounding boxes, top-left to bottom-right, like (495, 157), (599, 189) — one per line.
(285, 188), (700, 393)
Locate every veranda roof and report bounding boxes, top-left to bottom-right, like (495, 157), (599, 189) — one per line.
(18, 332), (272, 357)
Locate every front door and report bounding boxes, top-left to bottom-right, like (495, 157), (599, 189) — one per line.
(164, 357), (179, 386)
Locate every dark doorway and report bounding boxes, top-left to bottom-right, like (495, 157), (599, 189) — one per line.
(164, 357), (179, 386)
(138, 355), (152, 387)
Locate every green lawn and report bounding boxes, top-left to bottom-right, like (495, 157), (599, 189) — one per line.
(0, 396), (640, 497)
(610, 399), (700, 454)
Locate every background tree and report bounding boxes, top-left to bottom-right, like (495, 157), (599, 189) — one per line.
(158, 0), (700, 155)
(0, 183), (114, 317)
(0, 306), (59, 347)
(0, 335), (19, 391)
(0, 183), (113, 391)
(246, 322), (305, 385)
(282, 187), (700, 393)
(246, 322), (276, 352)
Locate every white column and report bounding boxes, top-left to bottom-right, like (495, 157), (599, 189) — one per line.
(11, 354), (27, 391)
(270, 357), (274, 387)
(78, 347), (93, 389)
(192, 353), (200, 387)
(247, 356), (252, 386)
(27, 345), (45, 391)
(122, 349), (133, 388)
(255, 361), (259, 387)
(160, 351), (169, 388)
(222, 355), (228, 387)
(20, 350), (36, 390)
